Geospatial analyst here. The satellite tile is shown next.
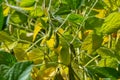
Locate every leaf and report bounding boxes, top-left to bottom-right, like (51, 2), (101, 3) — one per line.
(30, 7), (43, 17)
(103, 0), (120, 11)
(32, 23), (42, 42)
(54, 4), (71, 15)
(100, 12), (120, 34)
(54, 70), (64, 80)
(0, 31), (14, 42)
(95, 9), (106, 19)
(96, 47), (114, 57)
(68, 13), (84, 25)
(0, 2), (4, 31)
(19, 0), (35, 7)
(4, 61), (33, 80)
(69, 65), (76, 80)
(98, 57), (118, 68)
(118, 63), (120, 75)
(115, 38), (120, 51)
(85, 0), (105, 9)
(85, 17), (104, 33)
(38, 67), (56, 80)
(60, 46), (70, 65)
(27, 48), (44, 64)
(81, 31), (103, 54)
(10, 11), (27, 24)
(0, 64), (10, 80)
(66, 0), (84, 10)
(0, 50), (17, 67)
(13, 48), (27, 61)
(87, 66), (119, 79)
(3, 7), (10, 16)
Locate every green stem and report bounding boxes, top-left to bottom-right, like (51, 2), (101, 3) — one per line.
(71, 0), (98, 44)
(84, 55), (100, 67)
(25, 37), (44, 52)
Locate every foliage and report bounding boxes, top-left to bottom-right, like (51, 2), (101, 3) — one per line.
(0, 0), (120, 80)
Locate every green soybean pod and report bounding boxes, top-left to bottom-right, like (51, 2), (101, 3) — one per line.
(46, 26), (52, 40)
(54, 32), (59, 48)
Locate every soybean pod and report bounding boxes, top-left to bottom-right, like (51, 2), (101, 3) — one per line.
(46, 26), (52, 40)
(54, 32), (59, 48)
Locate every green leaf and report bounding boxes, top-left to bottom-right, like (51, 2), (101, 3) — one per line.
(81, 32), (103, 54)
(66, 0), (84, 10)
(118, 63), (120, 75)
(54, 4), (71, 15)
(0, 1), (4, 31)
(87, 66), (119, 79)
(30, 7), (43, 17)
(0, 50), (17, 67)
(96, 47), (114, 57)
(0, 64), (10, 80)
(85, 17), (104, 34)
(69, 65), (76, 80)
(10, 11), (27, 24)
(85, 0), (105, 9)
(98, 57), (118, 68)
(68, 13), (84, 25)
(115, 38), (120, 51)
(100, 12), (120, 34)
(19, 0), (35, 7)
(0, 31), (14, 42)
(60, 46), (70, 65)
(4, 61), (33, 80)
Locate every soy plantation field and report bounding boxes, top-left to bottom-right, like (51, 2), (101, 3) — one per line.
(0, 0), (120, 80)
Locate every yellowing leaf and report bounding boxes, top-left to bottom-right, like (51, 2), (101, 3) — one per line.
(22, 7), (34, 11)
(81, 32), (103, 54)
(13, 48), (27, 61)
(46, 35), (55, 49)
(102, 36), (109, 45)
(27, 48), (44, 64)
(38, 67), (56, 80)
(19, 0), (35, 7)
(95, 9), (106, 19)
(30, 7), (43, 17)
(41, 17), (48, 23)
(104, 0), (120, 11)
(33, 23), (42, 42)
(58, 28), (64, 35)
(100, 12), (120, 34)
(3, 7), (10, 16)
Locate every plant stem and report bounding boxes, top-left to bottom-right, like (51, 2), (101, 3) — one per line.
(84, 55), (100, 67)
(71, 0), (98, 44)
(25, 37), (44, 52)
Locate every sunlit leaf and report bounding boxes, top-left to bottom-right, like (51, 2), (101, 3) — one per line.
(19, 0), (35, 7)
(10, 11), (27, 24)
(101, 12), (120, 34)
(96, 47), (114, 57)
(60, 46), (70, 65)
(30, 7), (43, 17)
(13, 48), (27, 61)
(0, 31), (14, 42)
(68, 13), (84, 25)
(98, 57), (118, 68)
(33, 23), (42, 42)
(3, 7), (10, 16)
(81, 31), (103, 54)
(27, 48), (44, 64)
